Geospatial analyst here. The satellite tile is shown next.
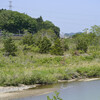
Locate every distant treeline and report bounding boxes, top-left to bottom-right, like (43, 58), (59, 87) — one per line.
(0, 9), (60, 37)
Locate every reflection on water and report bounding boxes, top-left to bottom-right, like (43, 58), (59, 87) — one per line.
(15, 80), (100, 100)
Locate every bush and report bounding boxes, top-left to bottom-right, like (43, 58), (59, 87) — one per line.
(76, 39), (88, 53)
(31, 46), (40, 53)
(62, 43), (69, 51)
(23, 45), (40, 53)
(61, 39), (69, 51)
(3, 37), (17, 56)
(47, 91), (62, 100)
(22, 33), (33, 45)
(50, 39), (64, 55)
(39, 37), (51, 53)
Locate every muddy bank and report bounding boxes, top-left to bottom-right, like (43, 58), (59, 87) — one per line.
(0, 84), (41, 93)
(0, 88), (58, 100)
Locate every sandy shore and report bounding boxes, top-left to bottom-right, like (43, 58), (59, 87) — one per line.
(78, 78), (100, 82)
(58, 78), (100, 83)
(0, 88), (58, 100)
(0, 78), (100, 100)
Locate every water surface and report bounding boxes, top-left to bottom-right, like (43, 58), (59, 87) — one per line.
(15, 80), (100, 100)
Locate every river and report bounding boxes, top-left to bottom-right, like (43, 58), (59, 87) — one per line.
(14, 79), (100, 100)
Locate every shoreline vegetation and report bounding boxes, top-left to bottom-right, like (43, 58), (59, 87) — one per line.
(1, 9), (100, 100)
(0, 78), (100, 100)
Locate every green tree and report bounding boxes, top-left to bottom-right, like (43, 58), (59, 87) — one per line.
(39, 37), (51, 53)
(90, 25), (100, 36)
(33, 29), (58, 43)
(43, 20), (54, 29)
(61, 39), (69, 51)
(73, 33), (96, 45)
(3, 37), (17, 56)
(0, 10), (60, 36)
(36, 16), (43, 31)
(22, 33), (33, 45)
(50, 39), (64, 55)
(0, 10), (38, 34)
(52, 26), (60, 38)
(76, 39), (88, 53)
(43, 21), (60, 37)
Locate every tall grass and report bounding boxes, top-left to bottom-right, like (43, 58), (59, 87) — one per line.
(0, 38), (100, 86)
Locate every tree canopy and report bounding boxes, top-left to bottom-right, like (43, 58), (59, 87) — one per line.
(0, 9), (60, 37)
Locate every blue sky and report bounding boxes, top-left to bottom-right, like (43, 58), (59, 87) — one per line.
(0, 0), (100, 34)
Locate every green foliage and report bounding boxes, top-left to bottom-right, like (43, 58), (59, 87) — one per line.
(23, 45), (40, 53)
(2, 30), (12, 39)
(65, 68), (79, 79)
(36, 57), (64, 65)
(76, 39), (88, 52)
(33, 29), (58, 43)
(43, 20), (54, 29)
(39, 37), (51, 53)
(47, 91), (62, 100)
(50, 39), (64, 55)
(76, 66), (100, 78)
(91, 25), (100, 36)
(0, 10), (37, 34)
(36, 16), (43, 31)
(1, 25), (100, 87)
(22, 33), (33, 45)
(43, 21), (60, 37)
(0, 10), (60, 37)
(61, 39), (69, 51)
(73, 33), (92, 52)
(73, 33), (96, 46)
(63, 43), (69, 51)
(3, 37), (17, 56)
(31, 46), (40, 53)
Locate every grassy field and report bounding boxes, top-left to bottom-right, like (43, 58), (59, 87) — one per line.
(0, 36), (100, 86)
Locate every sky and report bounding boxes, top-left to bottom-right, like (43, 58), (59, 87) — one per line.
(0, 0), (100, 34)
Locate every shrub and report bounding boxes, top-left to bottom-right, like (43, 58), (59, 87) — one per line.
(61, 39), (69, 51)
(50, 39), (64, 55)
(22, 33), (33, 45)
(23, 45), (40, 53)
(31, 46), (40, 53)
(39, 37), (51, 53)
(3, 37), (17, 56)
(76, 39), (88, 53)
(47, 91), (62, 100)
(62, 43), (69, 51)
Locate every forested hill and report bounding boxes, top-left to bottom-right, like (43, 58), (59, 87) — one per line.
(0, 9), (60, 37)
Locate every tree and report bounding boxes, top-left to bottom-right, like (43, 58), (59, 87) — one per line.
(90, 25), (100, 36)
(83, 28), (89, 34)
(52, 26), (60, 38)
(0, 10), (38, 34)
(50, 39), (64, 55)
(0, 10), (60, 37)
(39, 37), (51, 53)
(33, 29), (58, 43)
(61, 39), (69, 51)
(43, 20), (54, 29)
(3, 37), (17, 56)
(0, 10), (60, 36)
(36, 16), (43, 31)
(76, 39), (88, 53)
(43, 21), (60, 38)
(22, 33), (34, 46)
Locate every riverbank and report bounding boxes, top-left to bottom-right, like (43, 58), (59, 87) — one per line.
(1, 36), (100, 99)
(0, 78), (100, 100)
